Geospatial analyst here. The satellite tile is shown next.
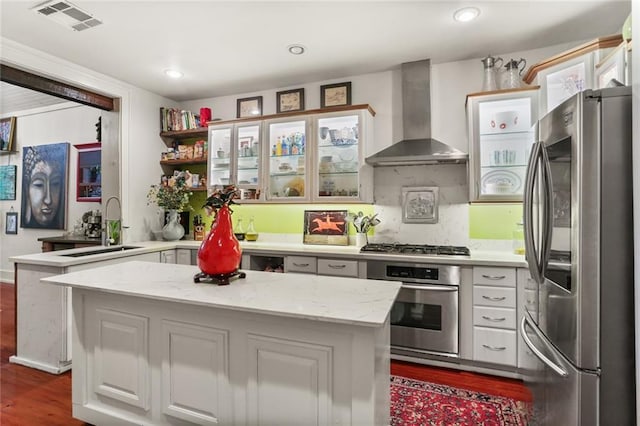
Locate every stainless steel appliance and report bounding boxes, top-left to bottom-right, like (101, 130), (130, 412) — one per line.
(365, 244), (470, 356)
(521, 86), (635, 425)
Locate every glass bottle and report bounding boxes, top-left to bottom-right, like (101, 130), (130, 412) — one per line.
(246, 217), (259, 241)
(234, 217), (245, 241)
(480, 55), (503, 92)
(513, 221), (525, 255)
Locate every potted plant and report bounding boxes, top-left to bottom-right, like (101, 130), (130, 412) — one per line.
(147, 173), (192, 240)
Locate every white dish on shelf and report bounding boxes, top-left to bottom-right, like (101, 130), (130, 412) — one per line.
(481, 170), (521, 194)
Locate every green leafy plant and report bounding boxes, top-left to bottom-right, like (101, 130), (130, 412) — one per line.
(147, 174), (193, 212)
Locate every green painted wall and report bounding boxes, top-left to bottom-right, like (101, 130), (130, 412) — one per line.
(469, 203), (523, 240)
(188, 192), (375, 235)
(188, 193), (521, 240)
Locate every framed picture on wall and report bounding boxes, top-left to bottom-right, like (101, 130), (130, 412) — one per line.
(320, 82), (352, 108)
(5, 211), (18, 234)
(276, 88), (305, 113)
(303, 210), (349, 245)
(236, 96), (263, 118)
(21, 142), (69, 230)
(0, 117), (16, 151)
(0, 165), (17, 200)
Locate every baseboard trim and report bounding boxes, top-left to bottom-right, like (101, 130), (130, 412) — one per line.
(9, 355), (71, 375)
(1, 269), (15, 284)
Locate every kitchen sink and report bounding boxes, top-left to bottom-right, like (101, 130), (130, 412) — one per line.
(60, 246), (142, 257)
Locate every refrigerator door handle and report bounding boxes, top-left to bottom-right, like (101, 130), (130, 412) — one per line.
(540, 143), (554, 268)
(524, 141), (543, 283)
(520, 313), (569, 378)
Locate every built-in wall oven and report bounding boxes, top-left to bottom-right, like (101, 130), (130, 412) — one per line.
(367, 258), (461, 357)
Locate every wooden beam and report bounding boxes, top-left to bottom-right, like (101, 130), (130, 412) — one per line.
(0, 64), (114, 111)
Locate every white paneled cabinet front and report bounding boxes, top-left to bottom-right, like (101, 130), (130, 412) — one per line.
(472, 266), (518, 366)
(71, 289), (388, 425)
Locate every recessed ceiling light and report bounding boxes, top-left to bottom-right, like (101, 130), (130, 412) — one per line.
(453, 7), (480, 23)
(288, 44), (305, 55)
(164, 69), (183, 79)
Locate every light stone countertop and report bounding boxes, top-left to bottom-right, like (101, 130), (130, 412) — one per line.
(10, 239), (528, 268)
(42, 261), (401, 327)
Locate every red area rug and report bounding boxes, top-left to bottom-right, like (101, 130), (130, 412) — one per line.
(391, 375), (533, 425)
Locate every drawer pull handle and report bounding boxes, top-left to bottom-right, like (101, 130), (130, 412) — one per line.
(526, 299), (535, 304)
(482, 315), (506, 322)
(482, 295), (506, 301)
(482, 344), (507, 351)
(328, 264), (346, 269)
(293, 262), (309, 267)
(482, 274), (506, 280)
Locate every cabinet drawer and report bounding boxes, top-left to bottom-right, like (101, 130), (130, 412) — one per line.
(473, 286), (516, 308)
(285, 256), (317, 274)
(473, 327), (517, 366)
(317, 259), (358, 277)
(473, 267), (516, 287)
(473, 306), (516, 329)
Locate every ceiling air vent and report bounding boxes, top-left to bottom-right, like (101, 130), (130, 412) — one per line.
(32, 0), (102, 31)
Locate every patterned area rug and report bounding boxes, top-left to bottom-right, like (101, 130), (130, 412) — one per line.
(391, 375), (533, 425)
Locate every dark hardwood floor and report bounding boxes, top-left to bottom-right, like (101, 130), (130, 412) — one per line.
(0, 282), (530, 424)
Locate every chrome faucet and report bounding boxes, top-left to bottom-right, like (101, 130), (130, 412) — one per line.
(103, 196), (121, 246)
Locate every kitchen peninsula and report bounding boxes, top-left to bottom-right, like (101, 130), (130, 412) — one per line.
(42, 260), (401, 426)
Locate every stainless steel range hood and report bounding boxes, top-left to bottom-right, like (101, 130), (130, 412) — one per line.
(366, 59), (468, 166)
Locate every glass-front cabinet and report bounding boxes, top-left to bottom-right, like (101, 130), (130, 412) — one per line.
(467, 87), (539, 202)
(208, 121), (263, 202)
(265, 118), (308, 202)
(207, 104), (375, 204)
(315, 112), (365, 201)
(208, 125), (232, 188)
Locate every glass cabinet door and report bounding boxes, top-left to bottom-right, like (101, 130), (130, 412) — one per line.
(315, 114), (361, 200)
(208, 126), (232, 188)
(235, 123), (261, 201)
(266, 119), (307, 200)
(468, 88), (539, 202)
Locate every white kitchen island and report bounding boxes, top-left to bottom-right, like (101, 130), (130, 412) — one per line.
(42, 260), (401, 426)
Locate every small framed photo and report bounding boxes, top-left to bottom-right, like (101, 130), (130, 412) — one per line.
(5, 211), (18, 234)
(0, 116), (16, 151)
(320, 82), (352, 108)
(402, 186), (439, 224)
(276, 88), (305, 113)
(236, 96), (263, 118)
(303, 210), (349, 246)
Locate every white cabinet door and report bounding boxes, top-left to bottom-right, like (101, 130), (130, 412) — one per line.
(176, 248), (193, 265)
(467, 87), (539, 202)
(160, 249), (176, 264)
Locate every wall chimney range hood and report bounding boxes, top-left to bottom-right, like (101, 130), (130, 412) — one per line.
(366, 59), (468, 166)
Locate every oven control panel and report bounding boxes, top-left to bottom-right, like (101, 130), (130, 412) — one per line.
(367, 261), (460, 286)
(387, 266), (439, 280)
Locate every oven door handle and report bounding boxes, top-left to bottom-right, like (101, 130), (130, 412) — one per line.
(401, 284), (457, 292)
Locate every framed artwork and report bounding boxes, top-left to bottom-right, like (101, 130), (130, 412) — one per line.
(0, 117), (16, 151)
(0, 165), (17, 200)
(276, 88), (305, 113)
(320, 82), (352, 108)
(401, 186), (439, 224)
(21, 142), (69, 230)
(236, 96), (263, 118)
(5, 212), (18, 234)
(303, 210), (349, 246)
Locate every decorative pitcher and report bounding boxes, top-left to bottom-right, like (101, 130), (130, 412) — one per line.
(503, 58), (527, 89)
(480, 55), (503, 92)
(162, 210), (185, 241)
(197, 204), (242, 276)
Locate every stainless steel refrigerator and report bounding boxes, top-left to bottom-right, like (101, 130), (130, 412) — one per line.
(521, 86), (635, 425)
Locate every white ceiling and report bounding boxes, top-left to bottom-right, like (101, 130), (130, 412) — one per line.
(0, 0), (632, 109)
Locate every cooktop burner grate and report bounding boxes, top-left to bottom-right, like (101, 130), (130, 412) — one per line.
(360, 243), (470, 256)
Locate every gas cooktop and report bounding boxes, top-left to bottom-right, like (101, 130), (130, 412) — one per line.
(360, 243), (470, 256)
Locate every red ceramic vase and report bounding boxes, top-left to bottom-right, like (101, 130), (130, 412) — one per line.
(197, 205), (242, 276)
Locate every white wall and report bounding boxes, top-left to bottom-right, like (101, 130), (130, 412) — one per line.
(0, 37), (178, 282)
